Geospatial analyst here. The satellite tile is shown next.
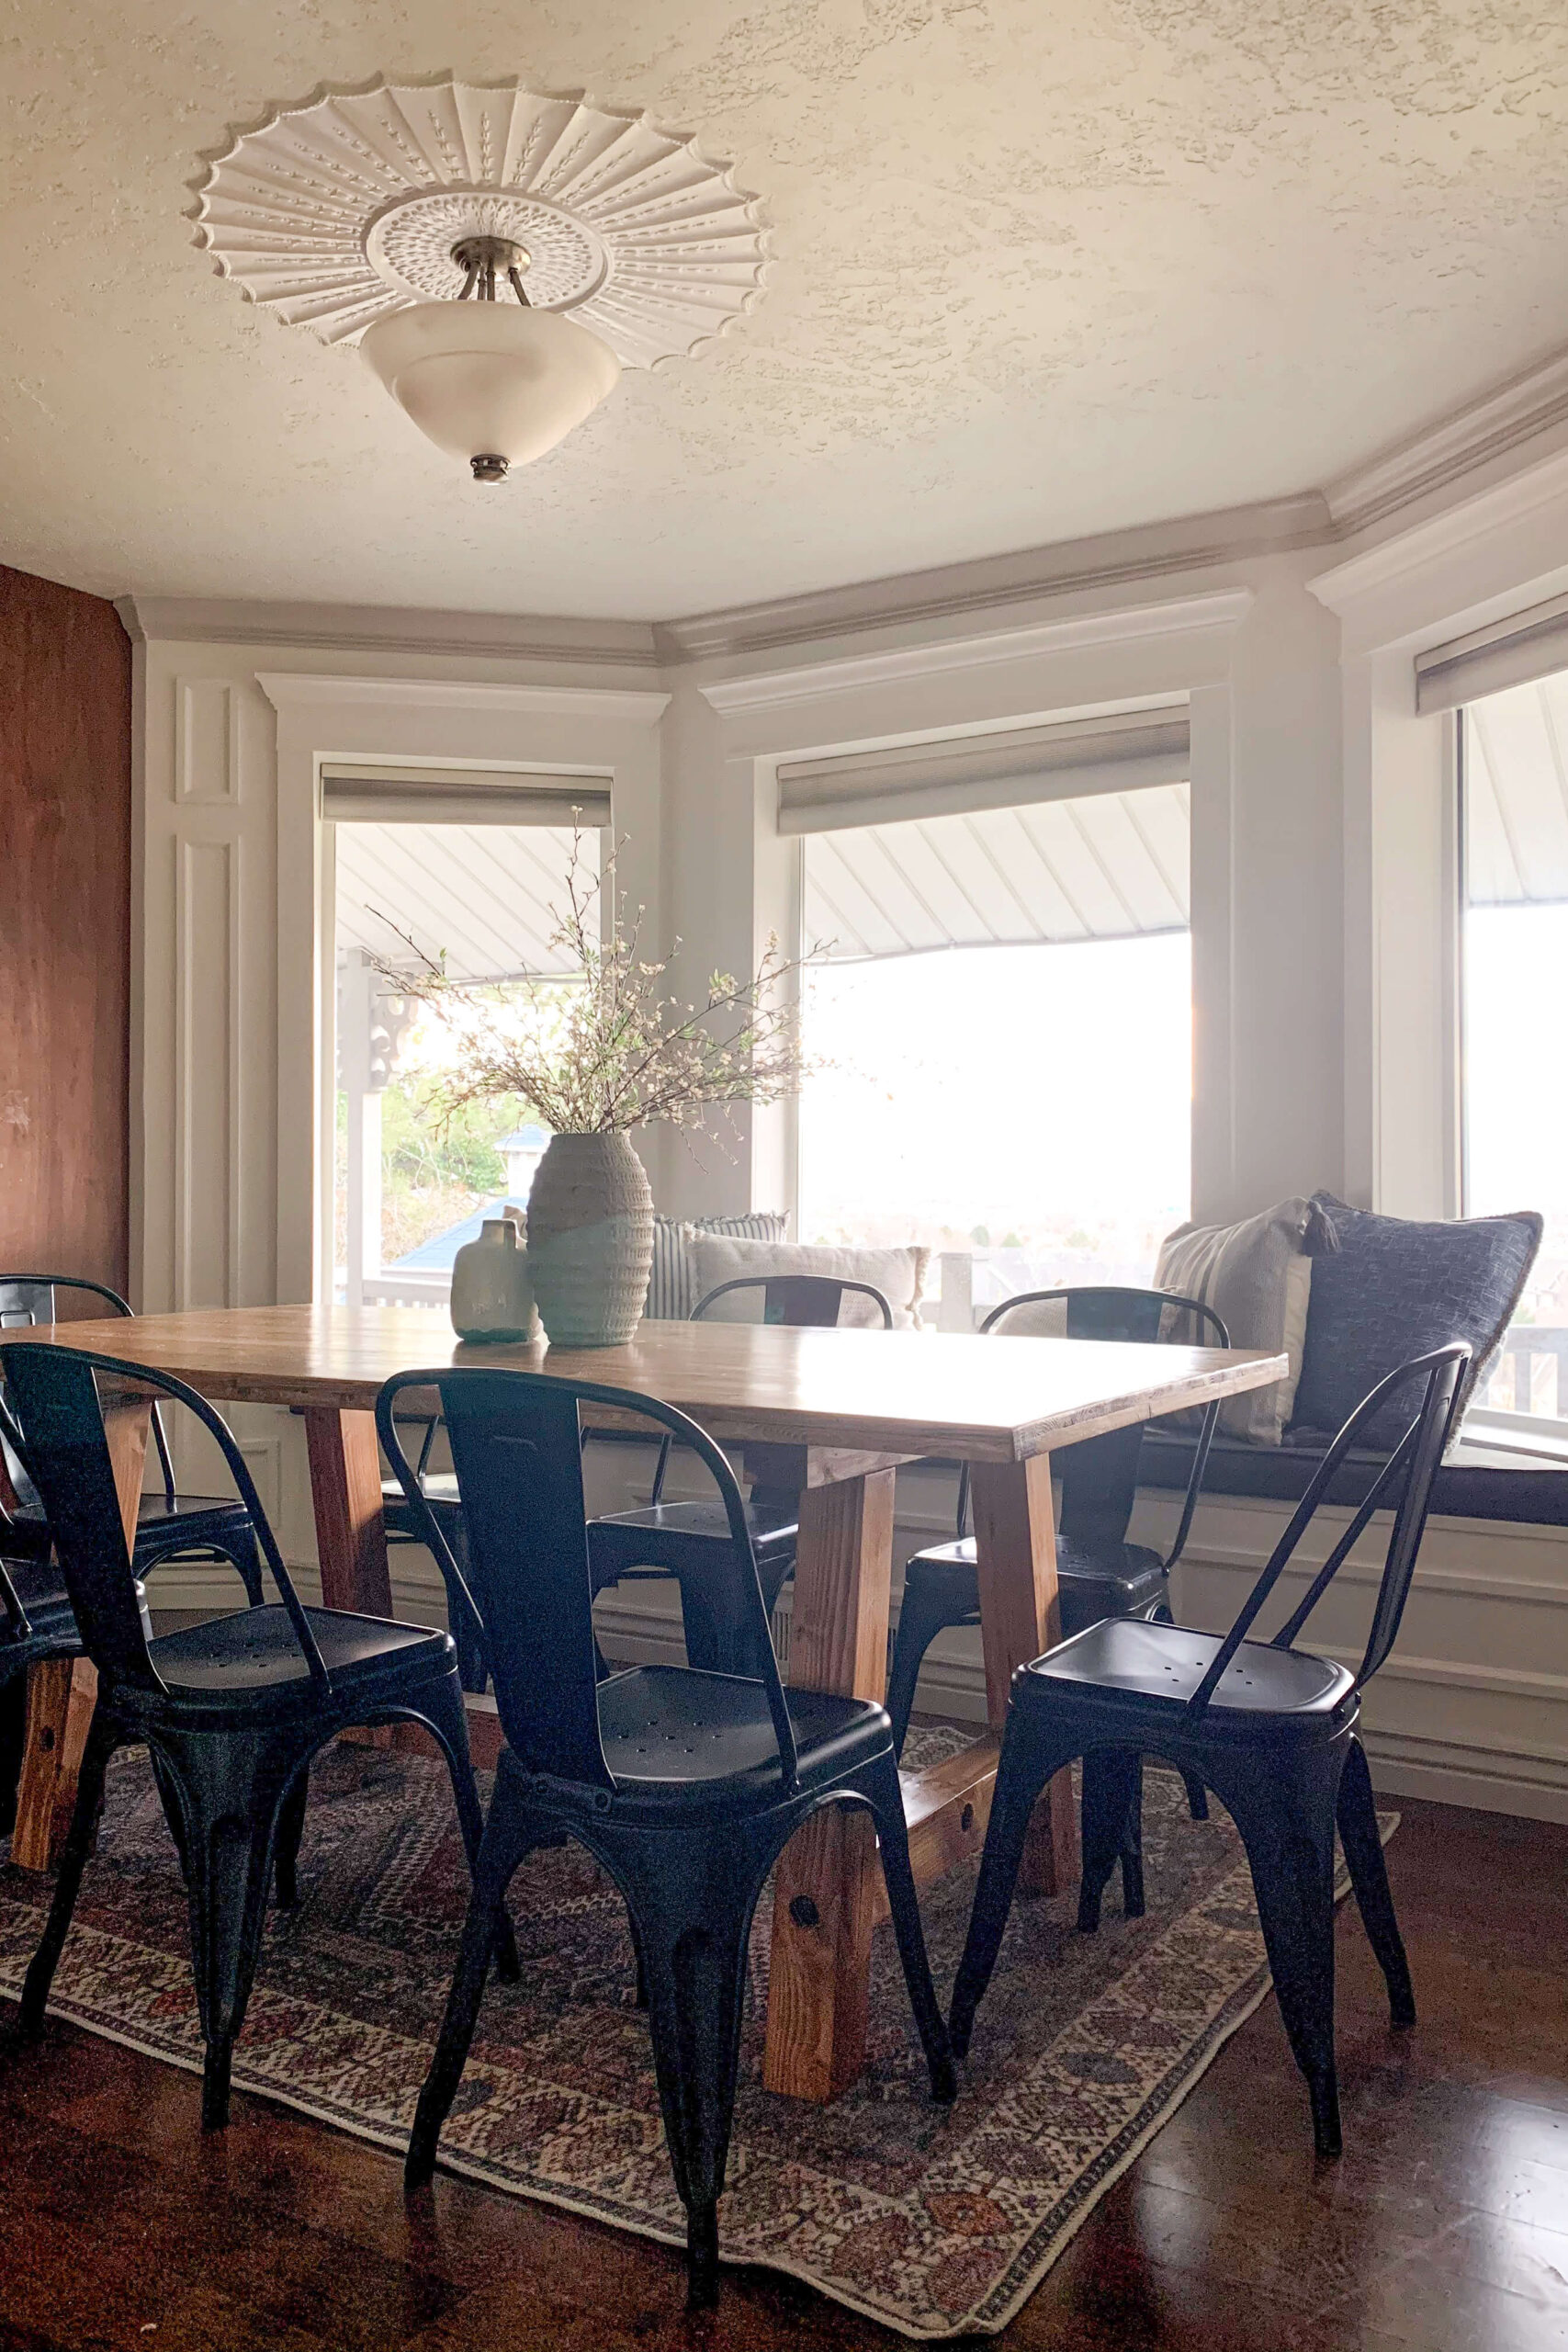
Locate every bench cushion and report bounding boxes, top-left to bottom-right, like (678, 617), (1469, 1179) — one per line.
(1141, 1424), (1568, 1527)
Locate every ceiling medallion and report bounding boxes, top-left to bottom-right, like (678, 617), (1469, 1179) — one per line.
(192, 76), (769, 371)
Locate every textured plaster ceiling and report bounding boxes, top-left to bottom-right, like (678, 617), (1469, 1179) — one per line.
(3, 1), (1568, 620)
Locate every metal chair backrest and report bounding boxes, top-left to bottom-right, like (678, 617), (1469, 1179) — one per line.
(0, 1275), (179, 1509)
(644, 1273), (896, 1504)
(378, 1365), (800, 1793)
(690, 1274), (895, 1330)
(967, 1285), (1230, 1571)
(0, 1342), (324, 1700)
(1184, 1342), (1469, 1723)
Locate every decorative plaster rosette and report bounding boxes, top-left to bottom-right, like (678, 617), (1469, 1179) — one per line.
(193, 78), (767, 367)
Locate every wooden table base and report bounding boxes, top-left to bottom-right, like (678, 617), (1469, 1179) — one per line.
(759, 1450), (1077, 2103)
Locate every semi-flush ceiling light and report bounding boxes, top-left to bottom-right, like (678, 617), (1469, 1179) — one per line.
(360, 236), (619, 482)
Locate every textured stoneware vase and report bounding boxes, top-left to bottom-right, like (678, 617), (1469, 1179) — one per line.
(523, 1133), (654, 1346)
(449, 1214), (540, 1344)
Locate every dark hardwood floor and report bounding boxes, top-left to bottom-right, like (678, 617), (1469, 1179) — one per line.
(0, 1793), (1564, 2351)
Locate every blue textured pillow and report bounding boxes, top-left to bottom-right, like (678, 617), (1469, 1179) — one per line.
(1289, 1193), (1542, 1448)
(645, 1213), (787, 1319)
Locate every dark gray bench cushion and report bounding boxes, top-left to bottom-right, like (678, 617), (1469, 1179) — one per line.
(1141, 1425), (1568, 1527)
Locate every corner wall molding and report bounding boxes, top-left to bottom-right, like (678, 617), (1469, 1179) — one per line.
(118, 334), (1568, 682)
(116, 595), (660, 672)
(697, 591), (1254, 716)
(254, 672), (670, 724)
(1325, 346), (1568, 537)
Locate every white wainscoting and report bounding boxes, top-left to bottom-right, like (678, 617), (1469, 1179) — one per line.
(142, 1446), (1568, 1824)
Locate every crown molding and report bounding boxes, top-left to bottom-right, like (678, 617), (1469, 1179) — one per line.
(116, 595), (660, 670)
(1324, 347), (1568, 539)
(661, 496), (1320, 668)
(254, 672), (670, 723)
(697, 591), (1253, 716)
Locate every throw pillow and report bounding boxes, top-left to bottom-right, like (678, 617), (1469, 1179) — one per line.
(645, 1212), (787, 1320)
(1155, 1197), (1337, 1444)
(684, 1232), (930, 1329)
(1290, 1193), (1542, 1448)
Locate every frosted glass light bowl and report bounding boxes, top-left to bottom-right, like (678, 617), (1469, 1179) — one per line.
(361, 301), (621, 479)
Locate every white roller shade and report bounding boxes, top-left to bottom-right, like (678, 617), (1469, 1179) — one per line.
(777, 707), (1189, 836)
(805, 780), (1190, 961)
(334, 821), (595, 981)
(321, 762), (611, 828)
(1416, 593), (1568, 714)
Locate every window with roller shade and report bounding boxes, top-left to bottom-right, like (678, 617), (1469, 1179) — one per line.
(324, 766), (606, 1304)
(787, 711), (1192, 1326)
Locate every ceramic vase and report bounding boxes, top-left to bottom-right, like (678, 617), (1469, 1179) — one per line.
(449, 1212), (540, 1344)
(523, 1133), (654, 1346)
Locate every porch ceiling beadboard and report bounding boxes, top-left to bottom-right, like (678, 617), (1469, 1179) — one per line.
(334, 820), (592, 980)
(1464, 672), (1568, 908)
(804, 780), (1190, 959)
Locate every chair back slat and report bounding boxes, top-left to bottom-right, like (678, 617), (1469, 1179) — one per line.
(0, 1341), (325, 1694)
(972, 1286), (1229, 1564)
(691, 1275), (895, 1330)
(1181, 1342), (1468, 1722)
(0, 1273), (178, 1506)
(378, 1365), (800, 1792)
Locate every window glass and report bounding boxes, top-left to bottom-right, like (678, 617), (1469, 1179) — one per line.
(797, 786), (1191, 1325)
(1462, 675), (1568, 1424)
(331, 820), (592, 1306)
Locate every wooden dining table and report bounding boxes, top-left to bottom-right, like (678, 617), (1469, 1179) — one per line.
(6, 1305), (1285, 2105)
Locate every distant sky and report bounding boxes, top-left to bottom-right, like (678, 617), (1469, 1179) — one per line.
(798, 933), (1192, 1239)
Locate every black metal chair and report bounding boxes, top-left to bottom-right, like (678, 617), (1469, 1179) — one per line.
(588, 1274), (895, 1678)
(886, 1285), (1226, 1906)
(0, 1277), (263, 1600)
(379, 1363), (953, 2311)
(1, 1340), (517, 2132)
(948, 1342), (1469, 2162)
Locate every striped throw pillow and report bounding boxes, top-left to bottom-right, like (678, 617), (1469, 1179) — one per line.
(645, 1213), (788, 1320)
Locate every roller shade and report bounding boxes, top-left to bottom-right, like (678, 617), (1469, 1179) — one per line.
(1464, 671), (1568, 908)
(1416, 592), (1568, 714)
(805, 780), (1190, 961)
(777, 707), (1189, 836)
(321, 762), (611, 828)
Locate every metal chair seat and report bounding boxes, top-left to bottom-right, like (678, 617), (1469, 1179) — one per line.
(3, 1490), (262, 1578)
(1023, 1616), (1357, 1729)
(2, 1554), (81, 1645)
(142, 1603), (449, 1709)
(595, 1666), (886, 1809)
(898, 1532), (1169, 1626)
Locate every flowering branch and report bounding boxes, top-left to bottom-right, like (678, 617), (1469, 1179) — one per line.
(367, 827), (818, 1138)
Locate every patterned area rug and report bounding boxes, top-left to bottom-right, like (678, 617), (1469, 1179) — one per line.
(0, 1738), (1388, 2340)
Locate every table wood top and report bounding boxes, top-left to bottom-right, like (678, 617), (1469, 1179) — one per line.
(9, 1306), (1288, 1464)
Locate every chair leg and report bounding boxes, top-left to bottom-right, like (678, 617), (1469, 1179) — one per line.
(625, 1861), (757, 2312)
(18, 1714), (118, 2037)
(274, 1765), (309, 1909)
(409, 1670), (520, 1984)
(174, 1738), (297, 2129)
(1225, 1764), (1344, 2159)
(1181, 1771), (1210, 1822)
(864, 1758), (955, 2101)
(407, 1771), (535, 2190)
(950, 1714), (1075, 2056)
(217, 1521), (265, 1608)
(1077, 1747), (1140, 1932)
(886, 1579), (970, 1761)
(1337, 1736), (1415, 2028)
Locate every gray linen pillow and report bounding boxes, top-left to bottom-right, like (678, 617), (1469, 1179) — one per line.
(645, 1213), (786, 1319)
(683, 1232), (929, 1329)
(1155, 1197), (1336, 1444)
(1290, 1193), (1542, 1448)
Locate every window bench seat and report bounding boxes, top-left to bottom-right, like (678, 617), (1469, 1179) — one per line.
(1139, 1429), (1568, 1527)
